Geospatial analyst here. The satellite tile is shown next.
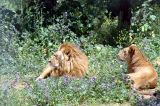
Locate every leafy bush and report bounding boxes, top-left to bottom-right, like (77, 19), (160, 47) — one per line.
(21, 0), (107, 34)
(131, 0), (157, 36)
(88, 16), (118, 45)
(115, 0), (160, 46)
(0, 7), (19, 74)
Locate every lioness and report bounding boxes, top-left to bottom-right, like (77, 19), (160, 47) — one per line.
(118, 44), (158, 97)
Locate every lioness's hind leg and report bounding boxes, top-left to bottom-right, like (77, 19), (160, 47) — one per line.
(127, 72), (147, 90)
(148, 78), (157, 89)
(122, 74), (133, 84)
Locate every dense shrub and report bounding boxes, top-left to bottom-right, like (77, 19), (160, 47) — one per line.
(117, 0), (160, 46)
(0, 7), (19, 74)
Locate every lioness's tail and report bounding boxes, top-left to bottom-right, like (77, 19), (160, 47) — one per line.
(136, 89), (156, 95)
(136, 89), (160, 98)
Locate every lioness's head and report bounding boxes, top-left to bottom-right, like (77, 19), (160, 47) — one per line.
(117, 44), (136, 62)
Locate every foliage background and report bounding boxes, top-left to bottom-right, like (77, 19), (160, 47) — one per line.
(0, 0), (160, 105)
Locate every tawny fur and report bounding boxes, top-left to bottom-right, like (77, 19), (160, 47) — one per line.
(36, 43), (88, 80)
(118, 44), (158, 98)
(156, 60), (160, 67)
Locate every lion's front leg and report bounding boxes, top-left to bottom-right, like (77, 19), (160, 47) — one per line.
(50, 69), (64, 77)
(36, 66), (53, 81)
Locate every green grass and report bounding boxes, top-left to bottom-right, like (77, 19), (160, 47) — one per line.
(1, 37), (160, 105)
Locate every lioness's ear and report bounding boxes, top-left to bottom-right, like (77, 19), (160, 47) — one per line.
(129, 46), (135, 56)
(130, 44), (136, 47)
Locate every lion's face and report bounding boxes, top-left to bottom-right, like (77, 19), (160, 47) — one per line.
(48, 51), (69, 68)
(117, 45), (135, 62)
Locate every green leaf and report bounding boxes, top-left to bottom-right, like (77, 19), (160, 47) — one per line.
(150, 15), (156, 21)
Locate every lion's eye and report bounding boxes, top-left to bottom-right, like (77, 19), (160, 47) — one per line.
(54, 54), (58, 59)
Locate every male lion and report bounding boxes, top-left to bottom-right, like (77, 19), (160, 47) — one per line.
(117, 44), (158, 98)
(36, 43), (88, 80)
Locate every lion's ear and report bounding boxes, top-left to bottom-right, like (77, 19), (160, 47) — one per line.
(65, 50), (71, 56)
(64, 50), (72, 61)
(64, 49), (72, 56)
(59, 48), (72, 61)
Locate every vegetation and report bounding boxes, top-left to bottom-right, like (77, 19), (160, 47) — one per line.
(0, 0), (160, 105)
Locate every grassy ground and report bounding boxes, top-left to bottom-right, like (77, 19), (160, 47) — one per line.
(0, 39), (160, 105)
